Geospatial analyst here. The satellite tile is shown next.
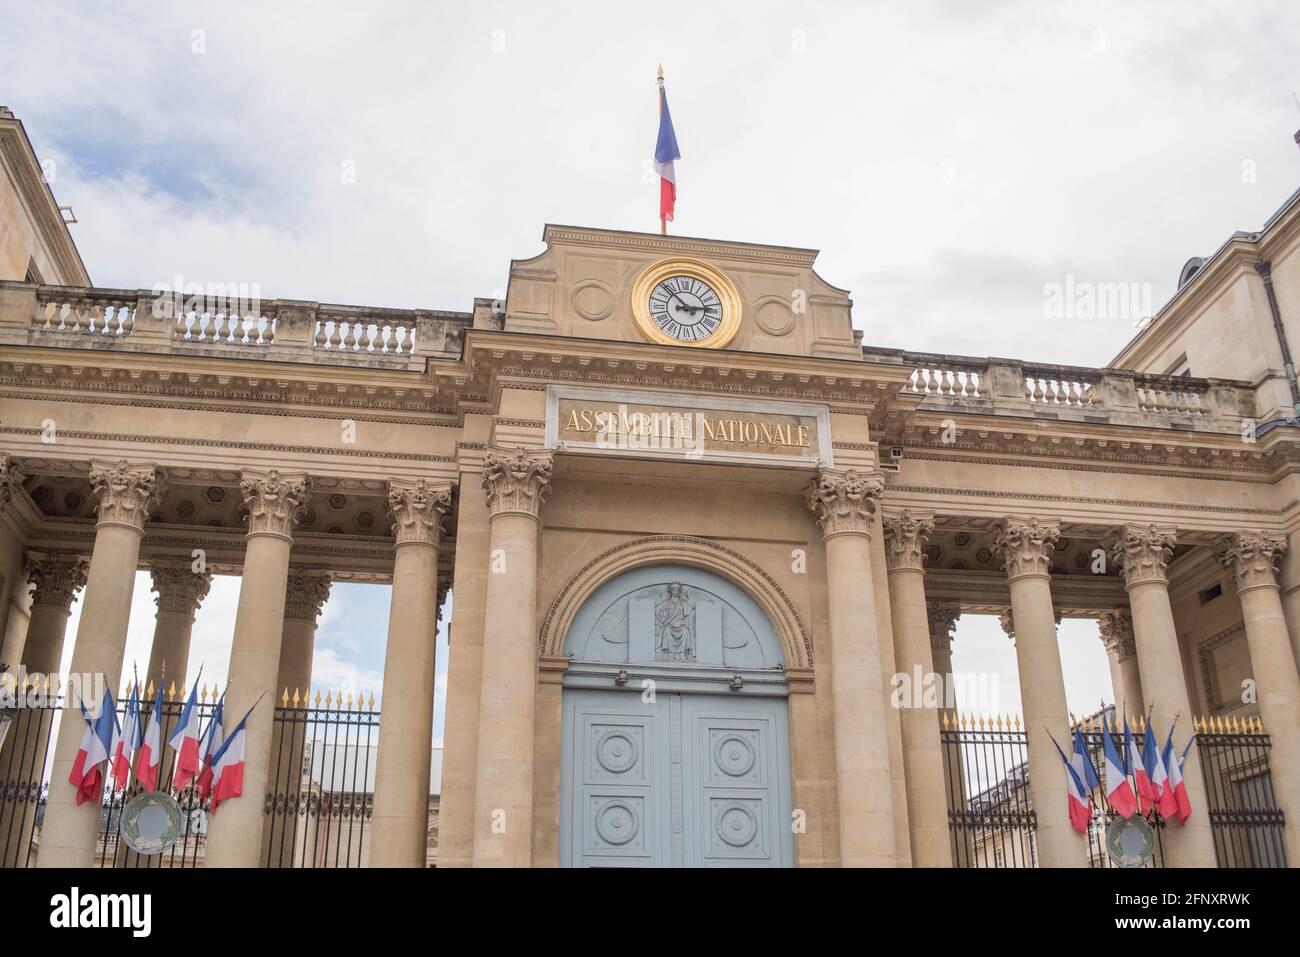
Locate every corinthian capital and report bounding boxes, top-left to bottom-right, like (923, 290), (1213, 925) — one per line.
(882, 509), (934, 571)
(927, 605), (959, 652)
(28, 556), (89, 610)
(1097, 609), (1136, 662)
(0, 454), (23, 512)
(993, 517), (1060, 581)
(89, 459), (164, 531)
(388, 479), (453, 547)
(285, 572), (332, 622)
(806, 468), (884, 540)
(1108, 524), (1176, 588)
(482, 447), (552, 519)
(240, 469), (310, 540)
(1221, 530), (1286, 592)
(151, 563), (212, 618)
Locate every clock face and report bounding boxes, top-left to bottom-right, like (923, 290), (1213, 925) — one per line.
(647, 275), (724, 342)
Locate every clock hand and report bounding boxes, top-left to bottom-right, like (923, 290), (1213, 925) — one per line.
(668, 293), (701, 316)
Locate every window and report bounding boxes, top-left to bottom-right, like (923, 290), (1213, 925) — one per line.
(1199, 583), (1223, 605)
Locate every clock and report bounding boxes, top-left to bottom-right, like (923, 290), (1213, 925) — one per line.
(629, 257), (742, 348)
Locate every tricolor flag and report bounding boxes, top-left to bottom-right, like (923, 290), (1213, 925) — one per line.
(1050, 735), (1093, 833)
(208, 703), (255, 814)
(1124, 714), (1156, 814)
(136, 683), (165, 791)
(195, 692), (226, 800)
(1070, 724), (1101, 793)
(169, 682), (203, 791)
(1161, 725), (1192, 825)
(654, 71), (681, 228)
(69, 688), (117, 806)
(110, 683), (143, 791)
(1101, 726), (1139, 819)
(1144, 718), (1177, 819)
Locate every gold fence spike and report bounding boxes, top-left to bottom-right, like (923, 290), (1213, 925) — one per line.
(367, 691), (376, 710)
(314, 689), (322, 707)
(291, 687), (300, 707)
(346, 691), (354, 710)
(280, 686), (289, 706)
(167, 680), (177, 702)
(146, 678), (155, 697)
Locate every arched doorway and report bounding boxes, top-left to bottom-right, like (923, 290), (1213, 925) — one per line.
(559, 563), (794, 867)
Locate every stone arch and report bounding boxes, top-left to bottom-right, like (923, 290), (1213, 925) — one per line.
(539, 534), (812, 670)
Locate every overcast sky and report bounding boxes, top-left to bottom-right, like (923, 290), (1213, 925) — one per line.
(9, 1), (1294, 736)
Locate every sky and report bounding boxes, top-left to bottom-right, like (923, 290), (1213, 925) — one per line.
(7, 1), (1299, 728)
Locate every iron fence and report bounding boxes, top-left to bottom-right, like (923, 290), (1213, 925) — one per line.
(1196, 715), (1287, 867)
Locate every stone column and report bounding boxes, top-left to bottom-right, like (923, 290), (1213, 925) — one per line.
(992, 517), (1081, 868)
(472, 447), (552, 867)
(0, 557), (86, 867)
(39, 461), (163, 868)
(0, 456), (27, 668)
(882, 509), (951, 867)
(205, 469), (309, 868)
(1098, 609), (1142, 716)
(1109, 524), (1215, 867)
(143, 563), (212, 694)
(927, 605), (968, 862)
(806, 468), (896, 867)
(1221, 531), (1300, 864)
(370, 480), (451, 867)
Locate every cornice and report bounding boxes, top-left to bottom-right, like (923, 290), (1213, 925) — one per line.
(540, 224), (822, 268)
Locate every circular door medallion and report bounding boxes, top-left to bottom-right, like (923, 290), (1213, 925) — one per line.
(630, 257), (743, 349)
(595, 729), (639, 774)
(594, 799), (640, 846)
(715, 802), (759, 847)
(713, 733), (757, 777)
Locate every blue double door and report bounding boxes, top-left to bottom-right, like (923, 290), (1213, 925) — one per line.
(560, 688), (794, 867)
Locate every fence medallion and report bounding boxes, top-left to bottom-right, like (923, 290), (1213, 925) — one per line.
(1105, 815), (1155, 868)
(120, 791), (185, 855)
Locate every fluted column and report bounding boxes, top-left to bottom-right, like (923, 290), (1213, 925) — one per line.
(1109, 524), (1215, 866)
(992, 517), (1080, 868)
(472, 447), (552, 867)
(0, 456), (27, 669)
(0, 557), (86, 867)
(1221, 531), (1300, 864)
(205, 469), (309, 868)
(371, 480), (450, 867)
(1098, 609), (1142, 715)
(807, 468), (895, 866)
(39, 461), (163, 868)
(927, 605), (969, 861)
(882, 509), (951, 867)
(144, 563), (212, 694)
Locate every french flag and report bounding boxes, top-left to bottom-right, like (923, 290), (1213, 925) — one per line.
(169, 682), (203, 791)
(136, 683), (165, 791)
(195, 692), (226, 800)
(1144, 718), (1177, 819)
(1161, 725), (1193, 825)
(69, 688), (117, 806)
(110, 683), (143, 791)
(1070, 724), (1101, 794)
(1125, 714), (1156, 814)
(208, 704), (255, 814)
(1101, 725), (1139, 819)
(1051, 735), (1092, 833)
(654, 74), (681, 227)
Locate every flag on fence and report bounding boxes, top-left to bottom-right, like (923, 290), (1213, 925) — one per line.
(110, 683), (143, 791)
(1125, 713), (1156, 814)
(1145, 718), (1178, 819)
(1050, 734), (1093, 833)
(195, 692), (225, 800)
(169, 682), (203, 791)
(1161, 724), (1192, 825)
(1101, 723), (1138, 818)
(69, 688), (117, 805)
(136, 683), (165, 791)
(654, 67), (681, 229)
(1070, 724), (1101, 792)
(208, 703), (255, 814)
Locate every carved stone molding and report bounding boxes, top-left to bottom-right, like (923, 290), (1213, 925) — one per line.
(284, 572), (333, 622)
(387, 479), (453, 548)
(806, 467), (884, 540)
(240, 469), (310, 541)
(89, 459), (164, 531)
(1109, 524), (1177, 588)
(1097, 609), (1136, 662)
(882, 509), (934, 572)
(0, 454), (23, 512)
(993, 517), (1060, 581)
(436, 580), (450, 623)
(999, 608), (1015, 645)
(482, 446), (552, 519)
(150, 563), (212, 619)
(27, 557), (88, 610)
(1221, 530), (1286, 592)
(927, 605), (960, 652)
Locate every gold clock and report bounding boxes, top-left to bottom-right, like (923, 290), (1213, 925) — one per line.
(630, 257), (742, 349)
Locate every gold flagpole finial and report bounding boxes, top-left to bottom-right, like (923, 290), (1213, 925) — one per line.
(657, 63), (664, 81)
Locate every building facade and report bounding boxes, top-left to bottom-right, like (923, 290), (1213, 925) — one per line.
(1, 106), (1298, 868)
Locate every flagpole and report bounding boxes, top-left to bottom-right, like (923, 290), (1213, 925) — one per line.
(657, 63), (666, 236)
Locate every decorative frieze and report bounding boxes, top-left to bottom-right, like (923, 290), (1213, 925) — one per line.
(927, 604), (960, 652)
(1097, 609), (1136, 662)
(1221, 530), (1286, 592)
(284, 572), (333, 622)
(150, 563), (212, 618)
(1109, 524), (1177, 588)
(89, 459), (164, 531)
(482, 447), (552, 519)
(387, 479), (453, 547)
(240, 469), (310, 540)
(0, 454), (22, 511)
(28, 557), (88, 610)
(882, 509), (934, 571)
(806, 468), (884, 540)
(993, 517), (1060, 581)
